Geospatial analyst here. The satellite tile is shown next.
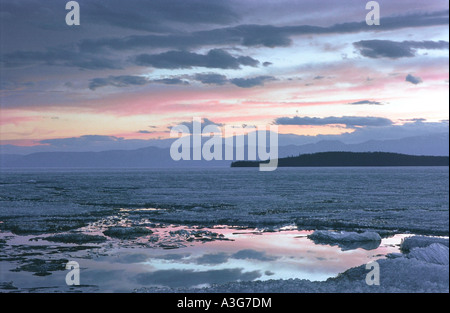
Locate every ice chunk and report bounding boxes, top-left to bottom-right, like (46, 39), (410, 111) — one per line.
(103, 226), (153, 239)
(43, 233), (107, 244)
(308, 230), (382, 242)
(169, 229), (227, 242)
(307, 230), (381, 251)
(0, 282), (18, 291)
(333, 257), (449, 293)
(386, 253), (403, 259)
(400, 236), (449, 252)
(407, 243), (449, 265)
(2, 218), (92, 235)
(11, 258), (69, 276)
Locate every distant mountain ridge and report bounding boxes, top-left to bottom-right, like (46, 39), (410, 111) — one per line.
(1, 132), (448, 156)
(1, 133), (448, 168)
(278, 133), (449, 157)
(0, 146), (231, 168)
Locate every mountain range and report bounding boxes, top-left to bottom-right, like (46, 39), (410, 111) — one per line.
(1, 132), (448, 168)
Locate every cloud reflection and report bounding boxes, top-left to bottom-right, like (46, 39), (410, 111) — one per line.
(134, 268), (261, 288)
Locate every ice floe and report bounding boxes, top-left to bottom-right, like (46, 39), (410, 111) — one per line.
(10, 258), (69, 277)
(400, 235), (449, 252)
(169, 229), (228, 242)
(103, 226), (154, 239)
(407, 243), (449, 265)
(307, 230), (381, 250)
(308, 230), (382, 242)
(43, 233), (107, 244)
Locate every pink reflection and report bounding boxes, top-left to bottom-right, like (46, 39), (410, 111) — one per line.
(141, 228), (409, 282)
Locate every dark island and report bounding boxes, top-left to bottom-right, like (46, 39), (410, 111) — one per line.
(231, 152), (449, 167)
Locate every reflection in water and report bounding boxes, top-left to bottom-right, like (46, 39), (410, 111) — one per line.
(133, 229), (407, 289)
(0, 228), (409, 292)
(135, 268), (261, 288)
(308, 238), (382, 251)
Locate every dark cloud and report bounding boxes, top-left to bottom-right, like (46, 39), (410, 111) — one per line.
(230, 76), (276, 88)
(195, 253), (229, 265)
(405, 74), (423, 85)
(354, 40), (449, 59)
(134, 268), (261, 288)
(2, 48), (121, 70)
(348, 100), (383, 105)
(407, 40), (450, 49)
(274, 116), (393, 128)
(232, 249), (277, 261)
(88, 73), (277, 90)
(193, 73), (276, 88)
(153, 254), (190, 260)
(193, 73), (228, 85)
(78, 10), (449, 52)
(79, 24), (292, 52)
(3, 9), (448, 72)
(112, 253), (149, 264)
(89, 75), (189, 90)
(91, 0), (239, 30)
(354, 40), (415, 58)
(237, 55), (260, 67)
(0, 80), (35, 91)
(134, 49), (259, 69)
(0, 0), (239, 34)
(89, 75), (149, 90)
(263, 62), (273, 67)
(239, 25), (293, 47)
(152, 78), (189, 85)
(400, 118), (427, 123)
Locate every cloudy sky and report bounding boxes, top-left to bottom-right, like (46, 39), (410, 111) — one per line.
(0, 0), (448, 149)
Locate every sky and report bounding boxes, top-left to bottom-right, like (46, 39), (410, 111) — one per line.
(0, 0), (449, 151)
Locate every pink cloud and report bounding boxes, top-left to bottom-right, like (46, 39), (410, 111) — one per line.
(0, 114), (41, 126)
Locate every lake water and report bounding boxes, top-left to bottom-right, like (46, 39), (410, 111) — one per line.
(0, 167), (448, 292)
